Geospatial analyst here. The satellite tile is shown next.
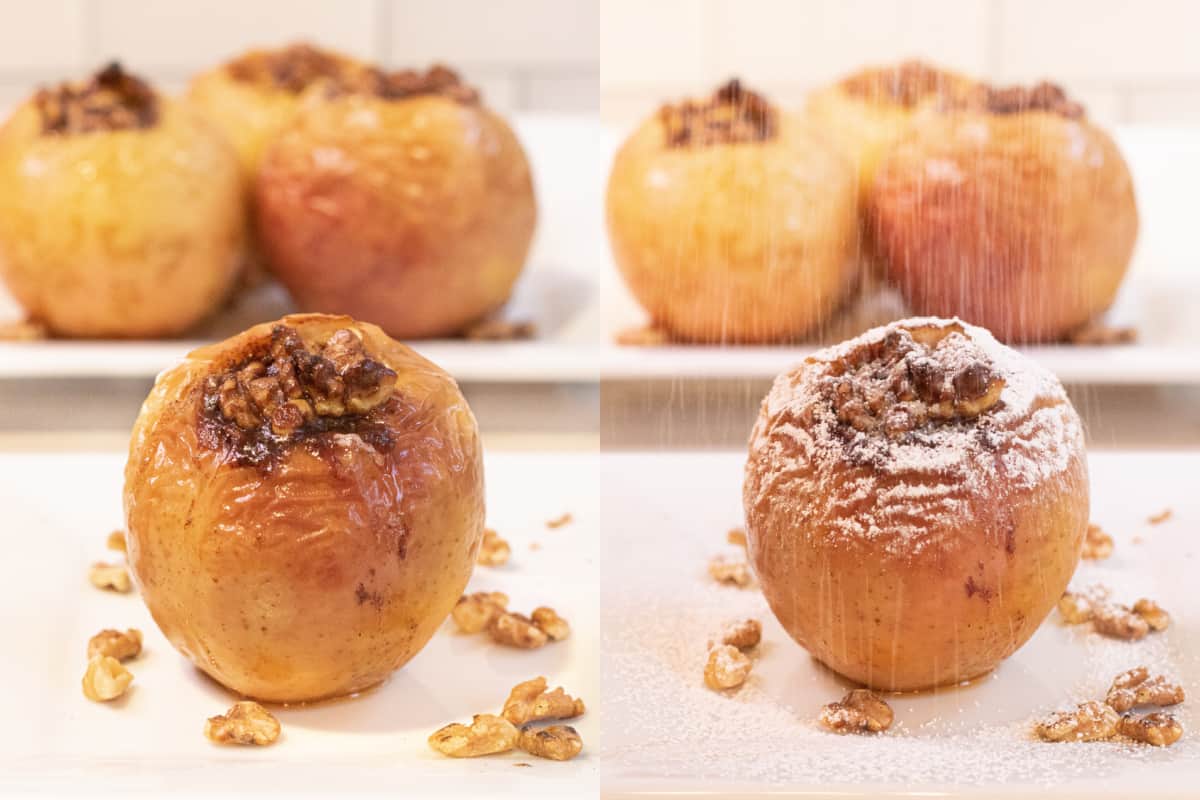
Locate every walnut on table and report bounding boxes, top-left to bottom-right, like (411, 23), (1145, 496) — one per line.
(501, 677), (586, 726)
(704, 644), (752, 690)
(106, 529), (127, 553)
(429, 714), (519, 758)
(1117, 712), (1184, 747)
(477, 529), (511, 567)
(488, 611), (549, 649)
(87, 628), (142, 661)
(711, 618), (761, 650)
(518, 725), (583, 761)
(1081, 523), (1114, 560)
(1034, 701), (1119, 742)
(1148, 509), (1173, 525)
(1106, 666), (1185, 713)
(819, 689), (894, 734)
(88, 562), (132, 593)
(82, 655), (133, 702)
(1133, 598), (1171, 631)
(708, 554), (752, 587)
(451, 591), (509, 634)
(204, 701), (281, 746)
(1093, 604), (1151, 641)
(546, 513), (573, 529)
(530, 606), (570, 641)
(726, 528), (747, 548)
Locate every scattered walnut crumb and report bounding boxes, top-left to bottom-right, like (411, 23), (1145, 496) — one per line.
(477, 529), (511, 567)
(451, 591), (509, 634)
(1093, 603), (1150, 641)
(1148, 508), (1173, 525)
(519, 725), (583, 761)
(1066, 321), (1137, 346)
(530, 606), (570, 641)
(204, 701), (281, 746)
(819, 689), (894, 735)
(1035, 701), (1118, 742)
(1117, 711), (1184, 747)
(712, 618), (761, 650)
(429, 714), (519, 757)
(1133, 598), (1170, 631)
(462, 318), (537, 341)
(726, 528), (747, 548)
(88, 562), (131, 593)
(81, 655), (133, 702)
(1081, 523), (1113, 560)
(704, 644), (752, 690)
(1057, 591), (1097, 625)
(0, 319), (47, 341)
(513, 762), (532, 768)
(708, 554), (752, 587)
(501, 677), (586, 726)
(489, 611), (549, 649)
(105, 529), (127, 553)
(546, 513), (573, 529)
(87, 628), (142, 662)
(1106, 667), (1185, 713)
(615, 325), (671, 346)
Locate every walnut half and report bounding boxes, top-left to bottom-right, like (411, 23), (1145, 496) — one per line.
(488, 611), (549, 649)
(708, 555), (752, 587)
(204, 701), (281, 746)
(501, 677), (585, 726)
(451, 591), (509, 634)
(82, 655), (133, 702)
(88, 562), (132, 593)
(1117, 712), (1184, 747)
(87, 628), (142, 662)
(429, 714), (519, 758)
(704, 644), (752, 691)
(477, 529), (511, 567)
(1034, 701), (1118, 742)
(518, 725), (583, 761)
(1106, 667), (1185, 713)
(819, 689), (894, 734)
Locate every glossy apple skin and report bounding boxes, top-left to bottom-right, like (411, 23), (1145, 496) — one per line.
(606, 113), (859, 344)
(0, 99), (244, 338)
(869, 112), (1138, 343)
(255, 95), (536, 339)
(123, 313), (484, 703)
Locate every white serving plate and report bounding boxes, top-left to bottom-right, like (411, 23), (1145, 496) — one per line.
(0, 450), (598, 799)
(1, 123), (1199, 385)
(601, 450), (1200, 798)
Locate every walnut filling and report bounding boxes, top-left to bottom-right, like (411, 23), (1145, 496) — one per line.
(659, 79), (777, 148)
(840, 61), (963, 107)
(198, 325), (398, 466)
(225, 43), (376, 94)
(960, 81), (1085, 119)
(35, 62), (158, 135)
(373, 64), (479, 103)
(819, 323), (1006, 441)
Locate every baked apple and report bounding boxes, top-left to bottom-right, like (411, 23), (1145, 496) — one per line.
(869, 82), (1138, 343)
(123, 313), (484, 702)
(806, 61), (977, 202)
(606, 80), (859, 343)
(744, 317), (1088, 691)
(0, 63), (244, 338)
(255, 65), (537, 339)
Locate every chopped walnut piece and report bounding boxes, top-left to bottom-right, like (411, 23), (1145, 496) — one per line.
(726, 528), (747, 548)
(546, 513), (573, 529)
(1035, 701), (1119, 742)
(712, 619), (762, 650)
(204, 701), (281, 746)
(704, 644), (752, 691)
(429, 714), (519, 758)
(477, 529), (511, 567)
(1132, 598), (1170, 632)
(530, 606), (570, 641)
(1117, 712), (1183, 747)
(501, 677), (586, 726)
(0, 319), (47, 341)
(1093, 604), (1151, 641)
(88, 562), (132, 593)
(462, 318), (537, 341)
(81, 655), (133, 702)
(106, 529), (127, 553)
(819, 689), (894, 734)
(1057, 591), (1095, 625)
(615, 325), (671, 346)
(451, 591), (509, 634)
(708, 555), (752, 587)
(1081, 523), (1114, 560)
(1148, 509), (1173, 525)
(87, 628), (142, 662)
(488, 611), (549, 649)
(1106, 667), (1185, 713)
(519, 725), (583, 761)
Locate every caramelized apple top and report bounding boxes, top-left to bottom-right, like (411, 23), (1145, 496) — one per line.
(34, 63), (158, 135)
(225, 43), (375, 94)
(198, 324), (399, 466)
(658, 79), (778, 148)
(840, 61), (965, 108)
(372, 64), (479, 103)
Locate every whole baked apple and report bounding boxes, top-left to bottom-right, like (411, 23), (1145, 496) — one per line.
(255, 66), (536, 339)
(0, 63), (244, 338)
(744, 317), (1088, 691)
(123, 313), (484, 702)
(606, 80), (859, 343)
